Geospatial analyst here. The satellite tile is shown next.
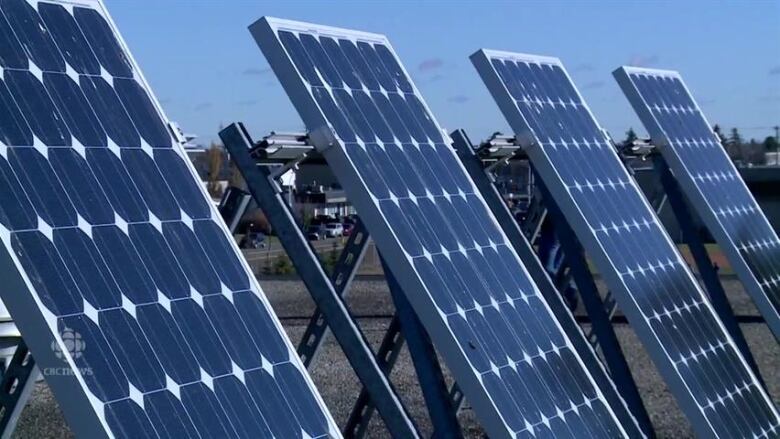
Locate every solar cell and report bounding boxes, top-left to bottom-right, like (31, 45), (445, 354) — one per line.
(252, 17), (641, 439)
(0, 1), (336, 437)
(614, 66), (780, 341)
(472, 49), (780, 438)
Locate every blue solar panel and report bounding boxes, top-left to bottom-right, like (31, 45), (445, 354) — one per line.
(614, 66), (780, 341)
(0, 1), (336, 437)
(252, 17), (641, 439)
(472, 50), (780, 438)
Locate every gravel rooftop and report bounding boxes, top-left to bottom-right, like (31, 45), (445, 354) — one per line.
(11, 277), (779, 438)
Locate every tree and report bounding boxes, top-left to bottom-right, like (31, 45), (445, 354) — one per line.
(728, 128), (742, 147)
(763, 136), (779, 152)
(624, 128), (638, 144)
(712, 124), (726, 145)
(712, 124), (739, 160)
(724, 128), (745, 162)
(205, 143), (224, 197)
(745, 138), (766, 165)
(228, 160), (245, 189)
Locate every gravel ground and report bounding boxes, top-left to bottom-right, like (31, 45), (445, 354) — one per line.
(11, 277), (779, 438)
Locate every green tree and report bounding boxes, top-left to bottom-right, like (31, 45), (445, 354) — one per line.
(205, 143), (224, 197)
(624, 128), (638, 144)
(273, 255), (294, 275)
(720, 127), (743, 161)
(729, 128), (742, 147)
(228, 160), (245, 189)
(713, 124), (726, 145)
(763, 136), (779, 152)
(746, 138), (765, 165)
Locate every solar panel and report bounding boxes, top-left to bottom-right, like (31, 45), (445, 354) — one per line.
(472, 50), (780, 438)
(0, 1), (337, 437)
(252, 17), (640, 439)
(614, 67), (780, 341)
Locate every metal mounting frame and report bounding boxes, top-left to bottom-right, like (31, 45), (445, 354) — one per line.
(220, 123), (467, 438)
(218, 187), (253, 234)
(219, 123), (419, 438)
(0, 340), (37, 439)
(344, 255), (462, 439)
(0, 305), (26, 439)
(379, 256), (462, 439)
(450, 129), (653, 436)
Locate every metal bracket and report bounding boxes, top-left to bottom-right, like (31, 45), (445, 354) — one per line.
(218, 186), (252, 234)
(534, 175), (653, 435)
(344, 256), (463, 439)
(297, 219), (370, 367)
(343, 312), (405, 439)
(309, 125), (339, 153)
(222, 124), (469, 437)
(342, 252), (465, 438)
(0, 340), (37, 439)
(166, 121), (187, 145)
(220, 123), (419, 439)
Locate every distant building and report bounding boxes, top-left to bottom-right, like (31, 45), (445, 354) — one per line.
(295, 186), (353, 218)
(291, 164), (353, 218)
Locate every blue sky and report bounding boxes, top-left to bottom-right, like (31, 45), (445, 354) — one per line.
(106, 1), (780, 145)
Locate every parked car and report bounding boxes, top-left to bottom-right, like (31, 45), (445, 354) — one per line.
(342, 223), (355, 236)
(311, 214), (336, 226)
(306, 225), (325, 241)
(240, 232), (266, 249)
(323, 222), (344, 238)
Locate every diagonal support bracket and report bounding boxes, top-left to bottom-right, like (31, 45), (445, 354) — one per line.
(534, 175), (654, 435)
(0, 339), (38, 439)
(380, 256), (462, 439)
(298, 219), (370, 367)
(220, 123), (419, 439)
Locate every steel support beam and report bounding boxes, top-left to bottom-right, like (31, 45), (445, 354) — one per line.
(220, 123), (419, 439)
(343, 313), (404, 438)
(535, 176), (653, 436)
(0, 340), (37, 439)
(298, 219), (371, 367)
(344, 255), (464, 439)
(381, 257), (462, 439)
(217, 186), (252, 234)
